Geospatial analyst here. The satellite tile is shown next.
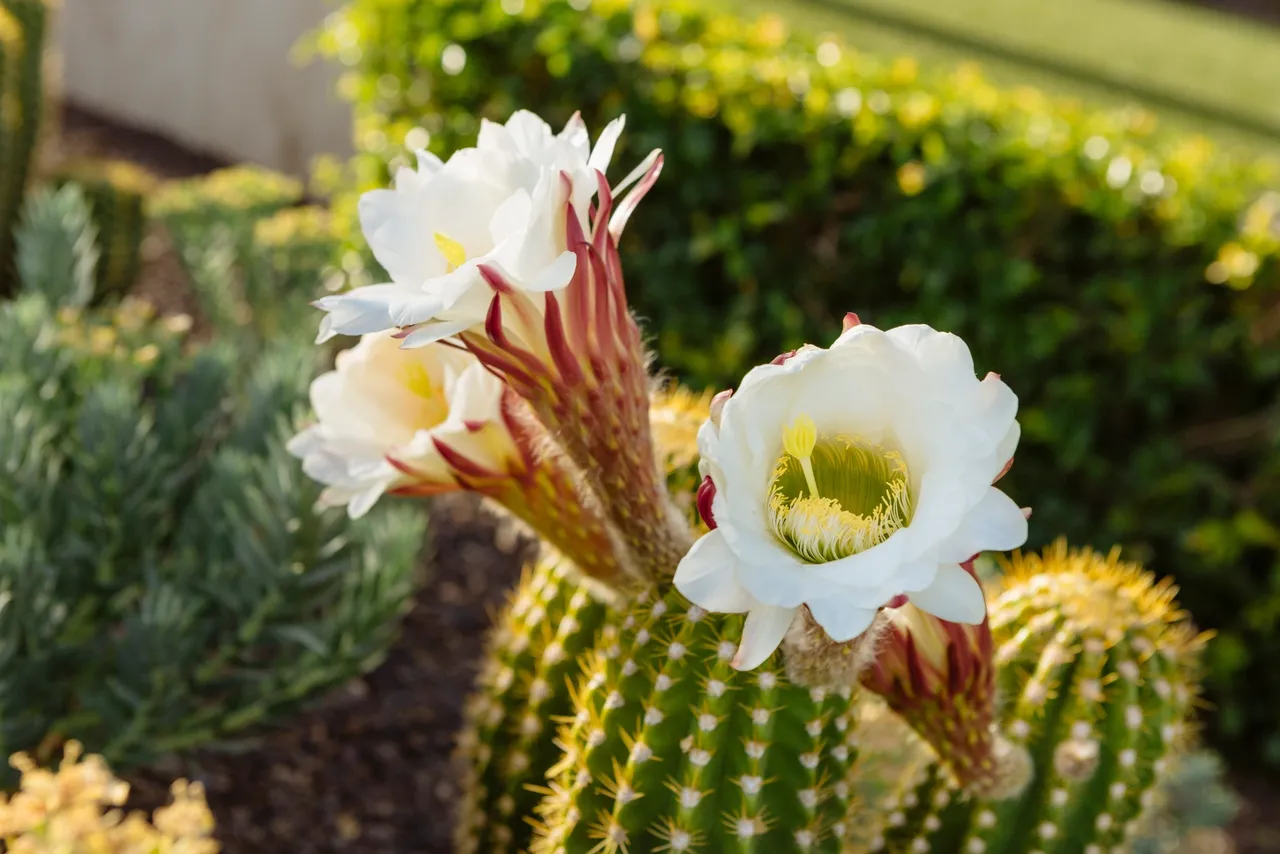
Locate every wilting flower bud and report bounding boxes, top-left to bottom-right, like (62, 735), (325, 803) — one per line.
(675, 321), (1027, 671)
(288, 331), (625, 580)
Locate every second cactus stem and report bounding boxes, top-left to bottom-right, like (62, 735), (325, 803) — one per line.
(867, 542), (1207, 854)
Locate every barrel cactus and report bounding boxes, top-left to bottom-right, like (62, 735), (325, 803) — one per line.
(861, 541), (1207, 854)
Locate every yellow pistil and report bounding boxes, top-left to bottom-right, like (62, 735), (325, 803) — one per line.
(769, 418), (914, 563)
(434, 232), (467, 272)
(782, 414), (820, 498)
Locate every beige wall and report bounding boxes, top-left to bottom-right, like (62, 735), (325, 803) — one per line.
(56, 0), (353, 176)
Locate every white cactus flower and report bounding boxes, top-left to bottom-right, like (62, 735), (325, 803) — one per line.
(286, 330), (517, 518)
(675, 322), (1027, 671)
(314, 110), (638, 349)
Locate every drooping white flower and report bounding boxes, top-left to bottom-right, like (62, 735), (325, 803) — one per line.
(674, 321), (1027, 671)
(314, 110), (647, 350)
(286, 330), (518, 518)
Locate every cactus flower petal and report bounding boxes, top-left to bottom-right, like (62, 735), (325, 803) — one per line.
(677, 320), (1025, 670)
(940, 486), (1029, 563)
(315, 110), (635, 345)
(671, 530), (756, 613)
(906, 561), (987, 624)
(287, 331), (519, 517)
(733, 604), (798, 671)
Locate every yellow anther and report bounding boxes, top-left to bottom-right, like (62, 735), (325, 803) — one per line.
(434, 232), (467, 271)
(782, 414), (820, 498)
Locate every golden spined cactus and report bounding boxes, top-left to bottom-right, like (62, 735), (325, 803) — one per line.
(648, 383), (714, 531)
(0, 741), (219, 853)
(867, 541), (1209, 854)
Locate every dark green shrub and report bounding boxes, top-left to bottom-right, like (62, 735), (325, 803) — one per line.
(149, 165), (309, 342)
(310, 0), (1280, 764)
(0, 238), (425, 780)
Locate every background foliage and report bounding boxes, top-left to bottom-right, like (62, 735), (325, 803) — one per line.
(0, 177), (425, 783)
(309, 0), (1280, 765)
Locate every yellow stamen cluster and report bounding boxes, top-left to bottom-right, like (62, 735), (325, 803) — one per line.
(769, 416), (913, 563)
(0, 741), (219, 854)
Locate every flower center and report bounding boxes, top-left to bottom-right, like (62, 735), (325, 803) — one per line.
(398, 361), (451, 428)
(434, 232), (467, 272)
(768, 414), (913, 563)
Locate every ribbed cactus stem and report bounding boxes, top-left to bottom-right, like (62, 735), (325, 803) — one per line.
(531, 587), (858, 853)
(455, 553), (609, 854)
(868, 542), (1207, 854)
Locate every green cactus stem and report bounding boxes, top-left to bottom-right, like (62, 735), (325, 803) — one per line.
(454, 552), (610, 854)
(530, 587), (861, 854)
(0, 0), (47, 294)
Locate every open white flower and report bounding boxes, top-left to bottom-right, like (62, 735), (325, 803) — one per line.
(675, 322), (1027, 671)
(286, 330), (517, 518)
(314, 110), (636, 349)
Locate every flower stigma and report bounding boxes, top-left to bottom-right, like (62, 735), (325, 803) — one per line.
(769, 414), (913, 563)
(433, 232), (467, 272)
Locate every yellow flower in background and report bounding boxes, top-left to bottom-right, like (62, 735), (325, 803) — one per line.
(0, 742), (218, 853)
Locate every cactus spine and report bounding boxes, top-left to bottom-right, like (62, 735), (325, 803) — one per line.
(0, 0), (47, 293)
(531, 588), (859, 854)
(455, 553), (610, 854)
(867, 542), (1207, 854)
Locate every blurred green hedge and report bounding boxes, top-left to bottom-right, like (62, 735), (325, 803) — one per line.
(308, 0), (1280, 764)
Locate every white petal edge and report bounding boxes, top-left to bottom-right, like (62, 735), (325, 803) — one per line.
(673, 530), (758, 614)
(805, 598), (879, 644)
(907, 563), (987, 625)
(520, 250), (578, 293)
(941, 486), (1029, 563)
(589, 115), (626, 175)
(398, 319), (477, 349)
(732, 605), (798, 671)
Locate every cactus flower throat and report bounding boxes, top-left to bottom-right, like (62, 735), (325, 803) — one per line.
(770, 415), (913, 563)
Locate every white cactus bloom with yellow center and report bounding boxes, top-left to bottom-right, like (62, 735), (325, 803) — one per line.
(287, 330), (516, 518)
(314, 109), (640, 348)
(675, 323), (1027, 671)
